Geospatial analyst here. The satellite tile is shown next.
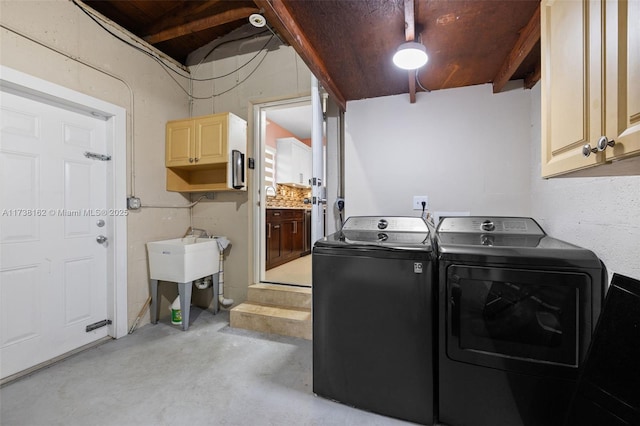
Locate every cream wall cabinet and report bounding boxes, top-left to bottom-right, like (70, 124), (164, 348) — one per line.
(276, 137), (312, 187)
(541, 0), (640, 177)
(166, 112), (247, 192)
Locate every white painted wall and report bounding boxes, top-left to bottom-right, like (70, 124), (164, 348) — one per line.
(529, 83), (640, 281)
(344, 83), (532, 218)
(344, 81), (639, 282)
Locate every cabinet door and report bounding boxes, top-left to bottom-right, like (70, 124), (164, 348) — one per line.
(281, 220), (296, 259)
(195, 115), (227, 165)
(276, 137), (311, 186)
(541, 0), (604, 177)
(605, 0), (640, 161)
(166, 119), (194, 167)
(266, 220), (283, 270)
(301, 145), (312, 185)
(292, 218), (305, 254)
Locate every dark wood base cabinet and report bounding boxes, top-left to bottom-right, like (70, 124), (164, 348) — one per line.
(266, 209), (309, 270)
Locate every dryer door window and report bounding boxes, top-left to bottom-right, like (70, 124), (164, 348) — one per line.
(447, 265), (591, 376)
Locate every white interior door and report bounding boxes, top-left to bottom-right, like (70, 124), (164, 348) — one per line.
(1, 90), (110, 379)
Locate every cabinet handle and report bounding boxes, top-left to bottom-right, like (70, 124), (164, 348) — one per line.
(583, 136), (615, 158)
(596, 136), (615, 152)
(274, 225), (280, 229)
(293, 221), (297, 234)
(194, 157), (199, 163)
(189, 158), (194, 163)
(267, 223), (271, 238)
(582, 144), (598, 157)
(273, 212), (281, 216)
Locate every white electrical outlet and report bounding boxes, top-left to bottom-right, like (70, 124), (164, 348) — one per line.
(413, 195), (429, 210)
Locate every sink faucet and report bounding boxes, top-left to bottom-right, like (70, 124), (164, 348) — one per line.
(183, 226), (211, 238)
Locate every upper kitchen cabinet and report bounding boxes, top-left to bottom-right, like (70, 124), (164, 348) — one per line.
(541, 0), (640, 178)
(166, 112), (247, 192)
(276, 137), (311, 187)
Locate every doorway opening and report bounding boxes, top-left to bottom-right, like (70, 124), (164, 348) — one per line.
(252, 96), (324, 287)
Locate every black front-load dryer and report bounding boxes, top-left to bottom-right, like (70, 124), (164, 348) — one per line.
(435, 216), (606, 426)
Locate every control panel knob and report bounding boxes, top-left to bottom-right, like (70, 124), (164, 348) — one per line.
(481, 220), (495, 232)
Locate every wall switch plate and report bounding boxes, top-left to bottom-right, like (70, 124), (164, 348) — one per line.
(413, 195), (429, 211)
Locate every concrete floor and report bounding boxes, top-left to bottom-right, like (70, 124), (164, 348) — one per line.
(0, 308), (412, 426)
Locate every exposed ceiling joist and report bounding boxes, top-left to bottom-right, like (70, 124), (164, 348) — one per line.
(492, 3), (540, 93)
(404, 0), (417, 104)
(524, 61), (541, 89)
(144, 6), (259, 44)
(82, 0), (542, 105)
(254, 0), (347, 111)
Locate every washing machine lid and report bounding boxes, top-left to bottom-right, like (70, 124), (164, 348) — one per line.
(317, 216), (433, 251)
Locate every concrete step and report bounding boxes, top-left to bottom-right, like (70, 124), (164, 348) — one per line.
(230, 302), (311, 340)
(247, 283), (311, 309)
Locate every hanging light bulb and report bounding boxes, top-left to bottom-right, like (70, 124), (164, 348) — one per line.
(393, 41), (428, 70)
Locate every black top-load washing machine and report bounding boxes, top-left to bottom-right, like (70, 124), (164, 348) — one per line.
(313, 216), (436, 425)
(435, 216), (607, 426)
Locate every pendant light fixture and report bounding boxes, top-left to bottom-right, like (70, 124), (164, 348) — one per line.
(392, 41), (428, 70)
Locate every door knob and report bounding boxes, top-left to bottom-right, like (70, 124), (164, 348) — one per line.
(96, 235), (108, 244)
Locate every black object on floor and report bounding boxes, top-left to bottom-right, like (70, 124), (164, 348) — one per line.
(564, 273), (640, 426)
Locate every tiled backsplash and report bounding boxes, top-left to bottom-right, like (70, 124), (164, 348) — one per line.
(266, 184), (311, 209)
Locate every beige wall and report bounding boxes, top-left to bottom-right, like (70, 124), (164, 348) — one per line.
(189, 40), (312, 305)
(1, 0), (192, 327)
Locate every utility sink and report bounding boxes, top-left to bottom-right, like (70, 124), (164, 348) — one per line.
(147, 237), (220, 283)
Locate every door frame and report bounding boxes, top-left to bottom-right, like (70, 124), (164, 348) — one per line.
(1, 66), (128, 339)
(250, 95), (312, 285)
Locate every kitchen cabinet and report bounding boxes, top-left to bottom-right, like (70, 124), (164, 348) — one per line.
(276, 137), (312, 187)
(541, 0), (640, 177)
(303, 209), (311, 256)
(266, 209), (308, 270)
(165, 112), (247, 191)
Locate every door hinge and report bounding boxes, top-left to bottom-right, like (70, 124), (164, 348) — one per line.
(86, 319), (112, 332)
(84, 151), (112, 161)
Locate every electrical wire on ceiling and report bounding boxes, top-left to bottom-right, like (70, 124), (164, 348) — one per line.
(188, 35), (275, 100)
(71, 0), (277, 97)
(416, 67), (432, 93)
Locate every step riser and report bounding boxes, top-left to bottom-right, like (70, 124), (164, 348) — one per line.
(230, 310), (311, 340)
(248, 287), (311, 309)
